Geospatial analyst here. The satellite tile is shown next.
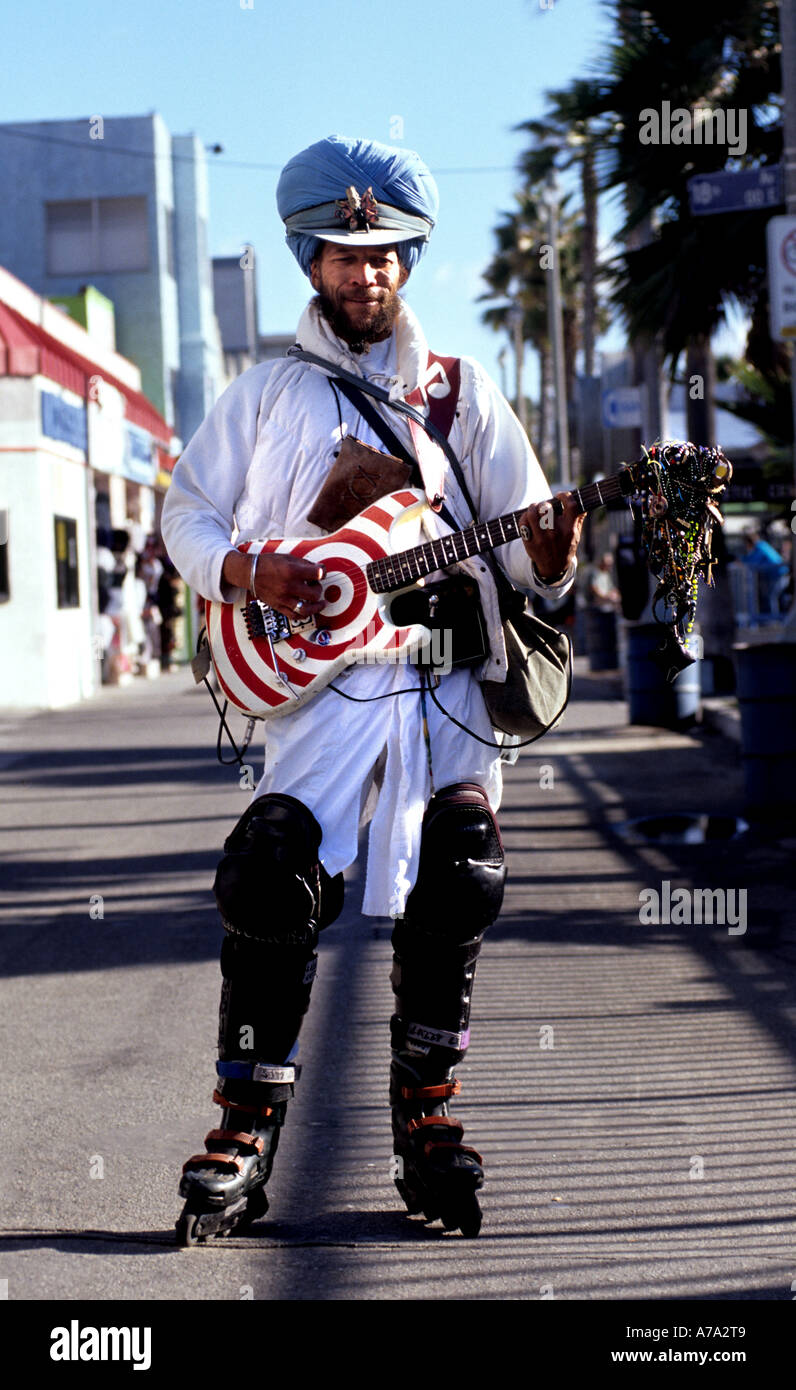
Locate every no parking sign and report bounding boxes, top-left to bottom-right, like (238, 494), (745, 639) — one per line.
(766, 215), (796, 339)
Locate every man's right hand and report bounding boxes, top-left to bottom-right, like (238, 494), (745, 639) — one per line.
(222, 549), (326, 619)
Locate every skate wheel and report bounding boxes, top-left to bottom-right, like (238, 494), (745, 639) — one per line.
(395, 1177), (423, 1217)
(175, 1210), (202, 1247)
(457, 1195), (482, 1239)
(241, 1185), (269, 1225)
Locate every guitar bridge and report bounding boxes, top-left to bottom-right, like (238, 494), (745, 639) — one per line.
(242, 600), (292, 644)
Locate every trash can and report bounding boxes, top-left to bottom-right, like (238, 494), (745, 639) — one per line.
(585, 608), (618, 671)
(735, 642), (796, 818)
(626, 623), (701, 728)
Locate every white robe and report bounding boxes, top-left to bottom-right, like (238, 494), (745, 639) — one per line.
(161, 297), (573, 916)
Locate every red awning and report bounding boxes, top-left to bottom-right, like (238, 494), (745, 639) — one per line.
(0, 300), (171, 445)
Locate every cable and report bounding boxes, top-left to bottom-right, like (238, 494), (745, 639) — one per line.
(328, 680), (424, 702)
(0, 123), (282, 169)
(424, 648), (572, 750)
(194, 627), (257, 766)
(0, 125), (514, 176)
(204, 675), (257, 766)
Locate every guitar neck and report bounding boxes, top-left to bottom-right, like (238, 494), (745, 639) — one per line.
(366, 469), (633, 594)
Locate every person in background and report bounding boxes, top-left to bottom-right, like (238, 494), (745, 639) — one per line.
(741, 525), (789, 620)
(589, 551), (621, 612)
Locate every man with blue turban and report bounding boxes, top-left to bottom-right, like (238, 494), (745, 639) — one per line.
(163, 134), (582, 1244)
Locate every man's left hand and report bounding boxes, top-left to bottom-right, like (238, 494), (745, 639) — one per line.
(518, 494), (585, 583)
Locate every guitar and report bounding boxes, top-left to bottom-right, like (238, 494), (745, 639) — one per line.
(204, 442), (732, 719)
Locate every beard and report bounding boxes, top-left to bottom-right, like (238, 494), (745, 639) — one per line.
(313, 280), (402, 353)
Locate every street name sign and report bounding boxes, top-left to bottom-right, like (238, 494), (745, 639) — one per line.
(688, 165), (783, 217)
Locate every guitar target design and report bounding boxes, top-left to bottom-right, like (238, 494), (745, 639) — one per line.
(206, 490), (428, 717)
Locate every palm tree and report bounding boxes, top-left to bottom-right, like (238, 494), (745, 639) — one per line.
(516, 80), (604, 378)
(480, 190), (585, 470)
(554, 0), (782, 443)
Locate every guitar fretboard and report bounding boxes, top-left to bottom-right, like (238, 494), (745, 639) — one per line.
(366, 470), (633, 594)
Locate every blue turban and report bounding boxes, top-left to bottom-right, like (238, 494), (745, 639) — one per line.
(276, 134), (439, 278)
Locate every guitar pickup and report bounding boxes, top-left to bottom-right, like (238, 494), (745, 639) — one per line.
(242, 600), (292, 643)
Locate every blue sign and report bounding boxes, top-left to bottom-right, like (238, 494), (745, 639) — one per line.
(602, 387), (643, 429)
(688, 165), (783, 216)
(41, 390), (87, 452)
(124, 426), (156, 485)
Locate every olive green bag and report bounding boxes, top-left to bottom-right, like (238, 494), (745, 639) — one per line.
(480, 585), (572, 742)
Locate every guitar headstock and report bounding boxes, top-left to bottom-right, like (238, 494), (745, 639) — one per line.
(620, 441), (733, 679)
(622, 441), (733, 512)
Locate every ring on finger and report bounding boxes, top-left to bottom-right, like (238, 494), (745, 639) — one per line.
(295, 598), (305, 614)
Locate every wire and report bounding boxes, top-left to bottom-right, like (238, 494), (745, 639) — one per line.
(0, 123), (282, 169)
(328, 680), (424, 701)
(205, 676), (257, 766)
(195, 627), (257, 766)
(0, 125), (515, 176)
(424, 647), (572, 750)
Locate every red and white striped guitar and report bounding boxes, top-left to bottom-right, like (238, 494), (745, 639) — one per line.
(204, 444), (731, 719)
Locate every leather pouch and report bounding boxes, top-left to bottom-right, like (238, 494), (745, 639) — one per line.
(307, 435), (412, 533)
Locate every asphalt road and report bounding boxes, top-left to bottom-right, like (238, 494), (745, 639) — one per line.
(1, 661), (795, 1306)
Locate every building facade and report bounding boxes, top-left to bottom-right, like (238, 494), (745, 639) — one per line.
(0, 266), (173, 708)
(0, 114), (224, 444)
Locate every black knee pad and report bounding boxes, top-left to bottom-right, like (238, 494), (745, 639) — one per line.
(403, 782), (506, 935)
(213, 793), (344, 946)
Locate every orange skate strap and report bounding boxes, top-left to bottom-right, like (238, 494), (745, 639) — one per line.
(212, 1088), (273, 1118)
(205, 1129), (265, 1155)
(182, 1152), (245, 1176)
(407, 1115), (464, 1141)
(401, 1080), (461, 1101)
(423, 1142), (483, 1164)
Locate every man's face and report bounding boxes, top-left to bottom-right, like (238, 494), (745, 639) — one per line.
(310, 243), (409, 350)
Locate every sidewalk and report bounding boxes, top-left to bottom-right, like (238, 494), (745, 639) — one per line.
(0, 662), (794, 1301)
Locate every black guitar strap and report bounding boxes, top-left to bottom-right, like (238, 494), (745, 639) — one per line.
(328, 374), (461, 534)
(331, 377), (421, 483)
(288, 345), (478, 513)
(287, 346), (523, 618)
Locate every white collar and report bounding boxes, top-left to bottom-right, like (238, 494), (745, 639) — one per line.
(295, 295), (429, 399)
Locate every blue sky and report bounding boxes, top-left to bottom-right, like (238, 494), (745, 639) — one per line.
(3, 0), (741, 391)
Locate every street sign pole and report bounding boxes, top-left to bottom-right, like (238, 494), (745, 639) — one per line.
(782, 0), (796, 627)
(545, 176), (569, 487)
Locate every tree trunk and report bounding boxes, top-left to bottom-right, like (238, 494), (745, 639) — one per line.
(538, 345), (555, 471)
(685, 335), (716, 445)
(581, 143), (597, 378)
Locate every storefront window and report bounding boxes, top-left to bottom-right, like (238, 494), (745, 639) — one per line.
(0, 509), (8, 603)
(54, 515), (80, 608)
